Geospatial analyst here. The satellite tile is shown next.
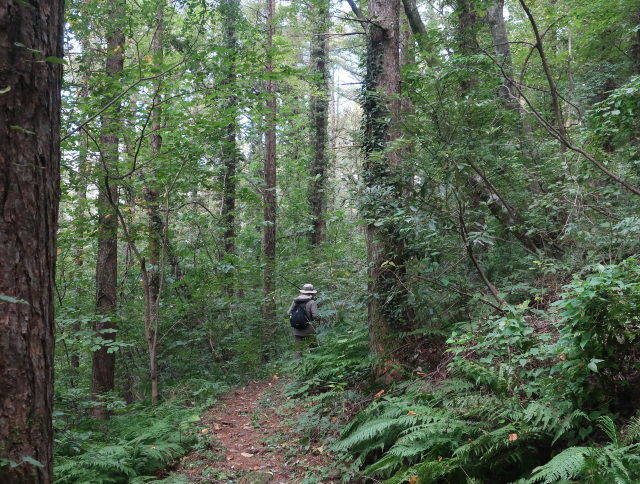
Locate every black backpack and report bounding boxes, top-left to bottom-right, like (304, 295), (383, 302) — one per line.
(290, 300), (312, 329)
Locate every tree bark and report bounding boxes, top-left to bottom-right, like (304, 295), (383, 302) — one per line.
(486, 0), (540, 173)
(92, 2), (125, 420)
(456, 0), (479, 90)
(363, 0), (410, 382)
(144, 0), (165, 406)
(263, 0), (277, 323)
(0, 1), (63, 481)
(220, 0), (241, 297)
(486, 0), (515, 103)
(633, 9), (640, 74)
(309, 0), (330, 246)
(220, 0), (240, 264)
(401, 0), (426, 37)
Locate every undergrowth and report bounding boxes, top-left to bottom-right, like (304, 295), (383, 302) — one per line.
(54, 380), (228, 483)
(287, 258), (640, 483)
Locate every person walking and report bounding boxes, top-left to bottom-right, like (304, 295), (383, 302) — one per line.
(288, 283), (320, 359)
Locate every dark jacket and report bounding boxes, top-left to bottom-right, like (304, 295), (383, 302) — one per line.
(287, 295), (318, 336)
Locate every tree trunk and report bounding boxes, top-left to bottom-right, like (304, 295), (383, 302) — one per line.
(486, 0), (515, 103)
(92, 2), (125, 420)
(0, 1), (63, 481)
(220, 0), (240, 276)
(144, 0), (165, 406)
(486, 0), (539, 167)
(309, 0), (330, 247)
(634, 9), (640, 74)
(71, 133), (90, 371)
(363, 0), (410, 382)
(456, 0), (479, 90)
(262, 0), (277, 324)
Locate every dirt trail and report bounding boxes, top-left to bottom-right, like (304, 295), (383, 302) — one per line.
(169, 378), (340, 483)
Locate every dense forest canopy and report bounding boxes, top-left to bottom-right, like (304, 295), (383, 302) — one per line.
(1, 0), (640, 482)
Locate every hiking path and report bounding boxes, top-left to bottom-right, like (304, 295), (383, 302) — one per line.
(165, 378), (345, 484)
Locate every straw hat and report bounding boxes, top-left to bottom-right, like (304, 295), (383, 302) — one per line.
(299, 283), (317, 295)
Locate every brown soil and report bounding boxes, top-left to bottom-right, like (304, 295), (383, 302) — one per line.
(167, 377), (342, 483)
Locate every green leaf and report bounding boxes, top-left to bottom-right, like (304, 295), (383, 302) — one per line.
(0, 86), (11, 95)
(21, 456), (44, 468)
(10, 125), (35, 135)
(44, 56), (67, 65)
(0, 294), (29, 305)
(587, 358), (604, 373)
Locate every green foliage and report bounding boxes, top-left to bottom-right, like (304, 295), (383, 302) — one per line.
(589, 76), (640, 147)
(49, 0), (640, 481)
(283, 259), (640, 483)
(552, 258), (640, 409)
(286, 321), (371, 398)
(54, 401), (204, 483)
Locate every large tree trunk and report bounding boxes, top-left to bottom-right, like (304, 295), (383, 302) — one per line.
(309, 0), (330, 247)
(262, 0), (277, 324)
(0, 1), (63, 481)
(92, 2), (125, 420)
(363, 0), (411, 382)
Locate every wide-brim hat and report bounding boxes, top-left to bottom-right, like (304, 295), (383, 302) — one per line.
(299, 283), (317, 295)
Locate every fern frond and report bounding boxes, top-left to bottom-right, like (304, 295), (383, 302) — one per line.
(623, 417), (640, 445)
(598, 415), (619, 445)
(527, 446), (591, 483)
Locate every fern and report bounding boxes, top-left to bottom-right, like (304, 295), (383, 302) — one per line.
(622, 416), (640, 444)
(54, 401), (200, 483)
(527, 446), (591, 483)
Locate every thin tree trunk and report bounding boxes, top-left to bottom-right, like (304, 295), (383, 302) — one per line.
(92, 2), (125, 420)
(71, 133), (90, 371)
(0, 1), (63, 480)
(263, 0), (277, 324)
(633, 10), (640, 74)
(143, 0), (165, 405)
(220, 0), (240, 281)
(309, 0), (330, 246)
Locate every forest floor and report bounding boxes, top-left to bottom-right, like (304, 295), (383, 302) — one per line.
(165, 377), (344, 483)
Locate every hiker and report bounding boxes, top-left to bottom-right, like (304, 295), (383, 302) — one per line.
(288, 283), (320, 359)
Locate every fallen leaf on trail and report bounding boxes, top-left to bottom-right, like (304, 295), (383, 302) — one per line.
(241, 452), (254, 458)
(373, 389), (385, 398)
(509, 433), (518, 441)
(415, 371), (427, 377)
(330, 417), (337, 422)
(200, 428), (209, 434)
(315, 446), (324, 454)
(213, 424), (221, 430)
(272, 374), (279, 380)
(408, 477), (418, 484)
(226, 456), (233, 461)
(407, 411), (417, 415)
